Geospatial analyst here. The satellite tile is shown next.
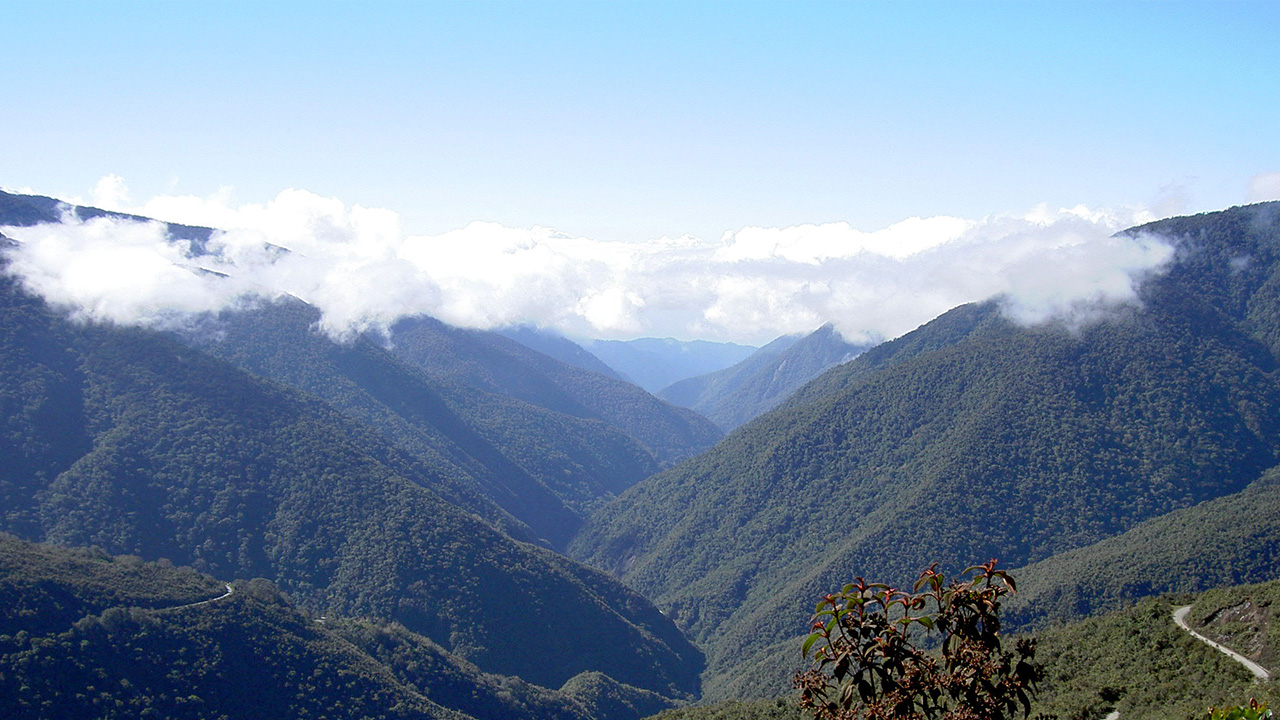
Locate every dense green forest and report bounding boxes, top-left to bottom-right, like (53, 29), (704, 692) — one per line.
(572, 201), (1280, 699)
(0, 534), (688, 720)
(0, 189), (706, 703)
(646, 698), (803, 720)
(334, 619), (679, 720)
(0, 534), (456, 720)
(0, 189), (720, 552)
(646, 580), (1280, 720)
(189, 297), (663, 548)
(8, 188), (1280, 718)
(1029, 592), (1276, 719)
(0, 533), (225, 638)
(386, 315), (722, 466)
(1006, 466), (1280, 628)
(43, 319), (699, 693)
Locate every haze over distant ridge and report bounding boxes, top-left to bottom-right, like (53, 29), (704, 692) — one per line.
(2, 180), (1173, 345)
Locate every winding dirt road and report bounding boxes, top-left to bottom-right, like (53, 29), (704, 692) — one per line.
(1099, 604), (1271, 720)
(1172, 605), (1272, 681)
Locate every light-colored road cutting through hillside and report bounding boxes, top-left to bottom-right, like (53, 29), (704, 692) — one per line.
(1173, 605), (1272, 681)
(155, 583), (234, 612)
(1096, 605), (1272, 720)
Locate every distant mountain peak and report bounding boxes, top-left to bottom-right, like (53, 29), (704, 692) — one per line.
(657, 323), (872, 431)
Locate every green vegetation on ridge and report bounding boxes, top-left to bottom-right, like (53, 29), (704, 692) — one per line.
(12, 188), (1280, 718)
(1186, 578), (1280, 673)
(647, 579), (1280, 720)
(1007, 467), (1280, 629)
(0, 532), (224, 638)
(0, 534), (692, 720)
(0, 534), (458, 720)
(0, 229), (704, 700)
(572, 202), (1280, 700)
(190, 297), (661, 548)
(388, 315), (722, 466)
(1029, 590), (1278, 720)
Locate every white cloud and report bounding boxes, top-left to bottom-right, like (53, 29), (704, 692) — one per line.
(714, 215), (974, 264)
(1249, 172), (1280, 203)
(91, 174), (132, 210)
(1, 214), (253, 326)
(0, 176), (1173, 344)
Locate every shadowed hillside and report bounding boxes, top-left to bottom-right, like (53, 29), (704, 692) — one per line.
(0, 535), (684, 720)
(0, 195), (706, 698)
(388, 316), (723, 466)
(189, 298), (663, 548)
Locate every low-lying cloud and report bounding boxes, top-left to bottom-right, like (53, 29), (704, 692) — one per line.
(1250, 172), (1280, 203)
(1, 178), (1174, 345)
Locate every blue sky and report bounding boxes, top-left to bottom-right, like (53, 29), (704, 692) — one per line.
(2, 1), (1278, 342)
(5, 0), (1277, 240)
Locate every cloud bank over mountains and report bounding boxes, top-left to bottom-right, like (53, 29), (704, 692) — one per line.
(1, 177), (1173, 344)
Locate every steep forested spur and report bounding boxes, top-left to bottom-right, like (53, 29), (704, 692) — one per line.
(185, 297), (663, 549)
(0, 190), (706, 707)
(0, 535), (453, 720)
(9, 188), (1280, 718)
(11, 318), (701, 696)
(0, 535), (689, 720)
(385, 316), (722, 466)
(572, 201), (1280, 699)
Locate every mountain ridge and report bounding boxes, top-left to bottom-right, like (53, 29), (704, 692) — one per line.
(657, 323), (869, 431)
(571, 201), (1280, 699)
(0, 533), (683, 720)
(0, 206), (706, 698)
(387, 316), (723, 467)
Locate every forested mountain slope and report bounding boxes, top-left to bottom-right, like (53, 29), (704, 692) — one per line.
(1029, 582), (1280, 719)
(190, 298), (659, 548)
(572, 201), (1280, 699)
(693, 461), (1280, 702)
(0, 535), (682, 720)
(658, 324), (868, 431)
(0, 535), (459, 720)
(1006, 465), (1280, 629)
(0, 256), (703, 697)
(0, 189), (717, 537)
(334, 620), (679, 720)
(655, 580), (1280, 720)
(0, 533), (227, 638)
(387, 316), (722, 466)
